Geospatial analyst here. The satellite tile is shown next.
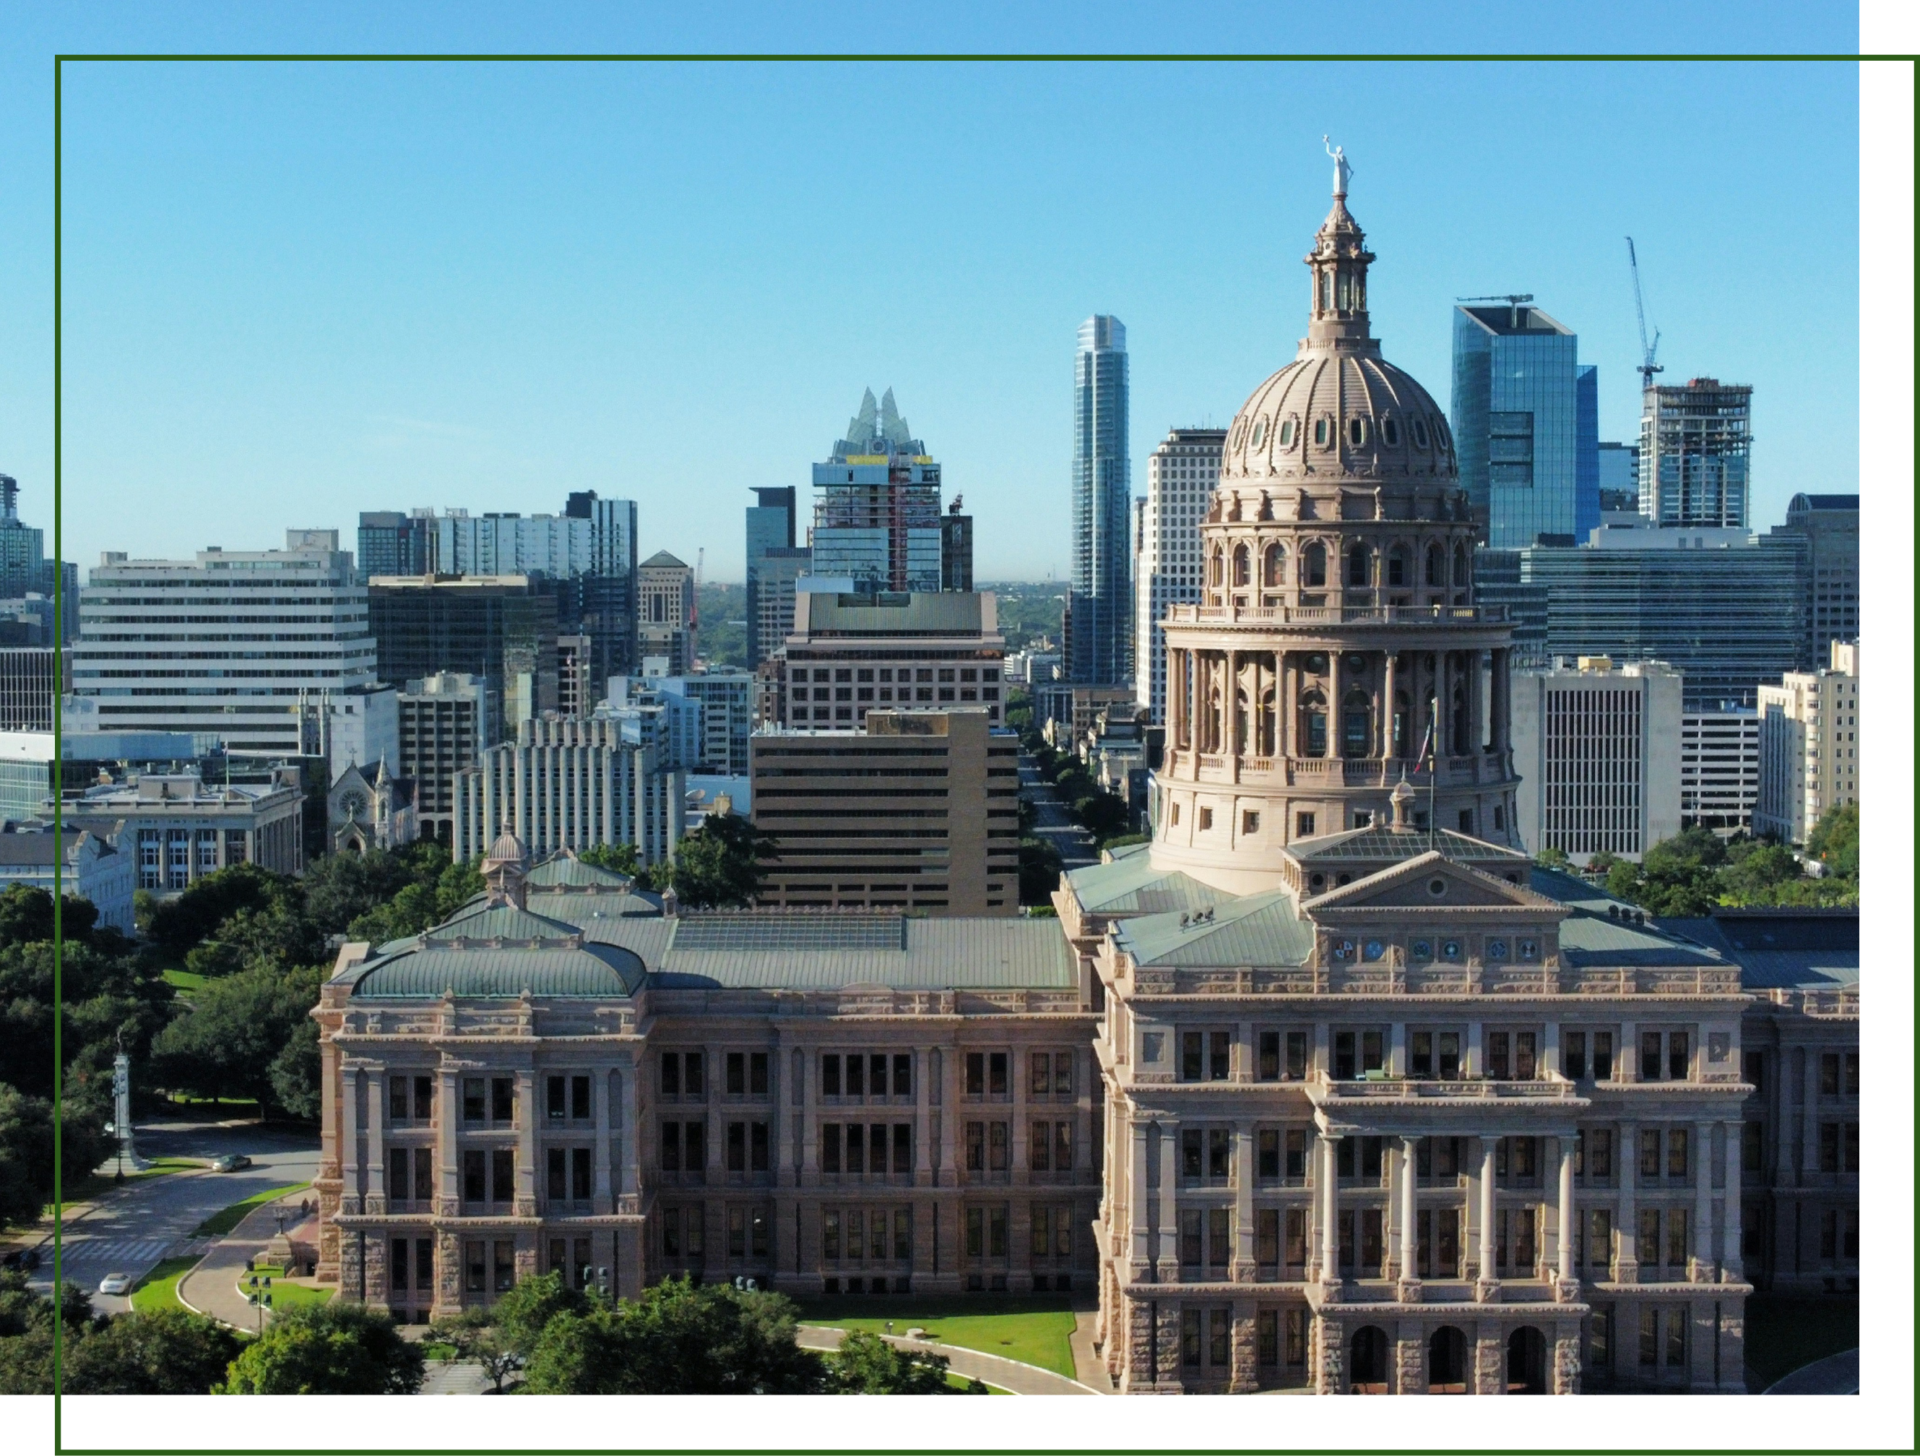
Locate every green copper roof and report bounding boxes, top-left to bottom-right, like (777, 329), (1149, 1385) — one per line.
(1529, 868), (1728, 970)
(1290, 825), (1528, 864)
(349, 942), (646, 998)
(424, 903), (582, 944)
(1065, 844), (1219, 918)
(525, 854), (638, 889)
(1116, 890), (1316, 969)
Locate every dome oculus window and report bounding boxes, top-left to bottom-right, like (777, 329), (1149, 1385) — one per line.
(1411, 418), (1431, 449)
(1381, 417), (1400, 447)
(1349, 417), (1369, 447)
(1426, 877), (1448, 898)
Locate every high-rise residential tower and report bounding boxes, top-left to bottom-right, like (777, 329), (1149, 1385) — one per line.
(808, 389), (943, 594)
(74, 531), (379, 757)
(1638, 377), (1752, 528)
(1755, 640), (1859, 844)
(1134, 428), (1225, 723)
(1450, 303), (1600, 547)
(745, 487), (802, 669)
(1068, 315), (1131, 686)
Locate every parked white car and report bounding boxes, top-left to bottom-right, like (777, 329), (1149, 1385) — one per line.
(97, 1272), (133, 1296)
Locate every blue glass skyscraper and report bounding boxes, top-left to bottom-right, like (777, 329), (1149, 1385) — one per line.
(1450, 303), (1600, 548)
(1068, 315), (1131, 685)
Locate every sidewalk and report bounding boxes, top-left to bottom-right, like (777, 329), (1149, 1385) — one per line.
(797, 1324), (1100, 1395)
(177, 1189), (319, 1330)
(1068, 1306), (1116, 1392)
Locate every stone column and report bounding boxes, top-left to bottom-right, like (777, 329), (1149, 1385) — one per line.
(914, 1047), (933, 1189)
(1320, 1132), (1341, 1293)
(1382, 650), (1399, 760)
(1556, 1133), (1577, 1298)
(1130, 1121), (1153, 1272)
(1398, 1136), (1421, 1301)
(1722, 1119), (1744, 1280)
(594, 1066), (613, 1211)
(1693, 1120), (1714, 1281)
(1232, 1120), (1255, 1280)
(1388, 1023), (1406, 1078)
(1156, 1122), (1180, 1278)
(1476, 1137), (1499, 1300)
(1229, 1302), (1258, 1393)
(1616, 1124), (1639, 1282)
(515, 1069), (537, 1215)
(436, 1067), (459, 1215)
(1327, 652), (1344, 759)
(1226, 650), (1241, 757)
(365, 1067), (387, 1213)
(1800, 1052), (1819, 1180)
(1470, 648), (1487, 752)
(1434, 653), (1450, 756)
(1491, 648), (1511, 752)
(342, 1065), (364, 1216)
(1279, 652), (1293, 759)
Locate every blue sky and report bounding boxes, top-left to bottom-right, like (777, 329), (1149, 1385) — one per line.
(2, 5), (1863, 580)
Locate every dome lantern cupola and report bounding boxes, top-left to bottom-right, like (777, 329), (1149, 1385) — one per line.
(1305, 137), (1377, 352)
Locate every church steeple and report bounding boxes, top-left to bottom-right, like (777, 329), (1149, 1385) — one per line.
(1304, 139), (1376, 352)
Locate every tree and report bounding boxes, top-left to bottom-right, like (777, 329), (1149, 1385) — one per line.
(427, 1308), (524, 1393)
(1806, 801), (1859, 879)
(668, 813), (778, 909)
(1608, 827), (1729, 916)
(0, 1085), (113, 1227)
(487, 1270), (587, 1362)
(145, 863), (297, 963)
(299, 847), (420, 935)
(828, 1330), (980, 1394)
(345, 856), (486, 946)
(0, 884), (99, 949)
(1018, 837), (1063, 906)
(1718, 840), (1807, 905)
(0, 1271), (102, 1394)
(61, 1307), (243, 1394)
(1531, 845), (1571, 871)
(578, 843), (643, 880)
(183, 902), (324, 980)
(517, 1279), (824, 1394)
(216, 1301), (424, 1394)
(149, 961), (326, 1117)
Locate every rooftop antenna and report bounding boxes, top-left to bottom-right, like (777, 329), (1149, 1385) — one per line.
(1456, 293), (1535, 331)
(1625, 237), (1663, 392)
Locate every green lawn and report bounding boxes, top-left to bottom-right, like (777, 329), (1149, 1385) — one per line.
(193, 1181), (311, 1239)
(1744, 1294), (1858, 1392)
(53, 1157), (200, 1214)
(945, 1372), (1010, 1394)
(161, 968), (210, 994)
(797, 1294), (1078, 1379)
(129, 1256), (202, 1313)
(237, 1275), (330, 1314)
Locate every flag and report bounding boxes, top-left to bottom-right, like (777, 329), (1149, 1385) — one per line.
(1414, 700), (1436, 772)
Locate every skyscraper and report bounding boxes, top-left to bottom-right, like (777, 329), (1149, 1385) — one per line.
(1068, 315), (1131, 686)
(1638, 377), (1752, 528)
(74, 530), (379, 757)
(808, 389), (943, 594)
(636, 552), (695, 675)
(1764, 492), (1859, 667)
(367, 574), (559, 731)
(745, 487), (805, 669)
(356, 510), (434, 580)
(1134, 427), (1225, 723)
(1450, 302), (1600, 547)
(563, 491), (640, 690)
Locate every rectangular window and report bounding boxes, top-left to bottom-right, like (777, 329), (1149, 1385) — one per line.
(1286, 1032), (1308, 1080)
(988, 1206), (1008, 1258)
(1639, 1306), (1658, 1367)
(1361, 1031), (1383, 1073)
(492, 1149), (514, 1204)
(1742, 1120), (1764, 1174)
(572, 1147), (592, 1202)
(1820, 1052), (1839, 1096)
(1286, 1307), (1307, 1365)
(1588, 1129), (1613, 1181)
(1638, 1207), (1660, 1268)
(1210, 1308), (1230, 1367)
(1666, 1308), (1688, 1368)
(1054, 1121), (1071, 1172)
(1562, 1030), (1587, 1081)
(415, 1075), (434, 1120)
(1181, 1032), (1203, 1082)
(1256, 1208), (1279, 1266)
(1285, 1130), (1307, 1181)
(1590, 1303), (1612, 1374)
(1360, 1207), (1384, 1274)
(989, 1053), (1008, 1095)
(753, 1122), (770, 1172)
(1258, 1031), (1280, 1081)
(1333, 1032), (1356, 1081)
(1587, 1208), (1611, 1270)
(894, 1053), (912, 1098)
(729, 1206), (747, 1258)
(1257, 1309), (1279, 1366)
(1667, 1128), (1689, 1180)
(847, 1123), (865, 1175)
(663, 1053), (681, 1097)
(1641, 1031), (1664, 1082)
(492, 1078), (514, 1123)
(727, 1121), (746, 1172)
(1285, 1208), (1307, 1269)
(1514, 1204), (1536, 1271)
(870, 1054), (888, 1097)
(1182, 1128), (1203, 1179)
(1179, 1208), (1202, 1266)
(547, 1075), (567, 1121)
(1209, 1032), (1231, 1081)
(1208, 1128), (1231, 1179)
(1665, 1208), (1688, 1269)
(1593, 1032), (1614, 1081)
(895, 1207), (911, 1262)
(989, 1121), (1009, 1172)
(464, 1079), (486, 1125)
(846, 1054), (864, 1097)
(1053, 1051), (1071, 1097)
(1207, 1207), (1231, 1269)
(1640, 1131), (1662, 1181)
(462, 1148), (487, 1204)
(965, 1207), (983, 1258)
(727, 1052), (746, 1096)
(1845, 1051), (1859, 1095)
(391, 1238), (409, 1291)
(1437, 1206), (1461, 1276)
(1667, 1032), (1689, 1082)
(1488, 1031), (1510, 1080)
(1181, 1308), (1201, 1366)
(748, 1052), (768, 1097)
(823, 1054), (841, 1097)
(389, 1076), (410, 1122)
(1410, 1031), (1433, 1079)
(662, 1122), (681, 1172)
(685, 1120), (705, 1172)
(416, 1238), (433, 1292)
(1845, 1122), (1859, 1173)
(964, 1122), (982, 1172)
(1819, 1122), (1840, 1173)
(1031, 1121), (1052, 1172)
(685, 1053), (704, 1097)
(571, 1074), (591, 1121)
(1437, 1031), (1460, 1079)
(824, 1210), (841, 1261)
(1257, 1129), (1280, 1180)
(414, 1148), (432, 1203)
(1031, 1052), (1051, 1096)
(466, 1240), (487, 1294)
(1514, 1031), (1537, 1080)
(389, 1147), (409, 1202)
(964, 1053), (983, 1096)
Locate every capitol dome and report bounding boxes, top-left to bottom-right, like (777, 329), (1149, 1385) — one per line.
(1216, 172), (1457, 494)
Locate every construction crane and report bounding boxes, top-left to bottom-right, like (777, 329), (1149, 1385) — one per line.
(1626, 237), (1663, 391)
(1455, 293), (1534, 330)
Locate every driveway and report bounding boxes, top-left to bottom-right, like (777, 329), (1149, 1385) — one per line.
(32, 1117), (319, 1315)
(797, 1325), (1101, 1395)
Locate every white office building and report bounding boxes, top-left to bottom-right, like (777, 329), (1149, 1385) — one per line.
(1510, 657), (1683, 864)
(1755, 640), (1860, 845)
(451, 716), (683, 866)
(1133, 428), (1224, 723)
(72, 530), (377, 758)
(1680, 708), (1760, 834)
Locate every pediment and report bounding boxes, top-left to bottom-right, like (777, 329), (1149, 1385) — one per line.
(1303, 851), (1561, 916)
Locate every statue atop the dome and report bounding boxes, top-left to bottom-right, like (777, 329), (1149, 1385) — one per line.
(1323, 135), (1352, 197)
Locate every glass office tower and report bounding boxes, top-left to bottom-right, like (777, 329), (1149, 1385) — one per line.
(745, 486), (799, 668)
(1450, 303), (1599, 548)
(1068, 314), (1131, 685)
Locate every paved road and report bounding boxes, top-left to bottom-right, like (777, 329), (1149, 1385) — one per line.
(1019, 754), (1098, 872)
(797, 1324), (1100, 1395)
(177, 1188), (318, 1331)
(33, 1117), (319, 1315)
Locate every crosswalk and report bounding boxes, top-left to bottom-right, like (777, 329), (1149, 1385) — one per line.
(28, 1237), (177, 1290)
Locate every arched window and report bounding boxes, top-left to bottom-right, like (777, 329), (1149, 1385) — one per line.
(1209, 547), (1224, 587)
(1350, 1326), (1391, 1394)
(1412, 417), (1431, 449)
(1320, 273), (1332, 310)
(1302, 543), (1327, 588)
(1205, 687), (1223, 754)
(1392, 688), (1411, 758)
(1232, 544), (1251, 588)
(1429, 1327), (1468, 1394)
(1349, 416), (1369, 447)
(1234, 687), (1249, 753)
(1507, 1327), (1548, 1395)
(1258, 686), (1277, 756)
(1263, 542), (1287, 587)
(1278, 417), (1296, 448)
(1380, 416), (1400, 447)
(1313, 417), (1330, 447)
(1453, 542), (1471, 588)
(1347, 542), (1371, 587)
(1343, 688), (1372, 759)
(1425, 544), (1445, 587)
(1451, 679), (1471, 754)
(1251, 417), (1267, 449)
(1300, 690), (1328, 759)
(1387, 544), (1410, 587)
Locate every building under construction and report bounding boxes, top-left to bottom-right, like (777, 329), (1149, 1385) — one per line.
(809, 388), (944, 593)
(1638, 376), (1752, 529)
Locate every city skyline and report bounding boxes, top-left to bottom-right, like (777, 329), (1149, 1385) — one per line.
(32, 57), (1859, 581)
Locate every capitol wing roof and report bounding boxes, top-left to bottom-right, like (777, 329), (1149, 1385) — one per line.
(1528, 868), (1731, 971)
(1065, 844), (1221, 918)
(524, 854), (643, 890)
(641, 914), (1076, 991)
(1288, 825), (1529, 868)
(348, 943), (647, 998)
(1304, 851), (1559, 915)
(1116, 890), (1315, 969)
(1653, 910), (1857, 990)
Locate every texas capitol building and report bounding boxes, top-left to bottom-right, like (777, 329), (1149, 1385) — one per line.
(311, 163), (1857, 1396)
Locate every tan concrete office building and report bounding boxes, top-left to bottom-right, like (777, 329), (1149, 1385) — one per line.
(1754, 641), (1860, 844)
(749, 708), (1019, 916)
(778, 590), (1006, 731)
